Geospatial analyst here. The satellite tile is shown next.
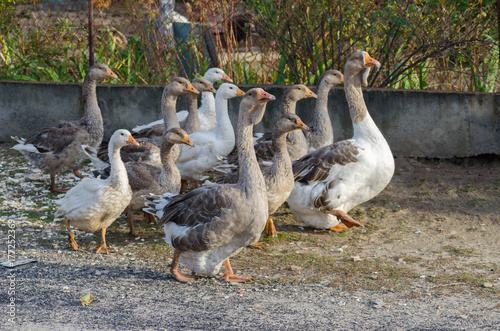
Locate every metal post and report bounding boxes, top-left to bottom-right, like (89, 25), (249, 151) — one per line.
(89, 0), (94, 67)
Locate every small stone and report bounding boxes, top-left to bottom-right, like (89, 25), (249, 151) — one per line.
(351, 256), (362, 262)
(335, 248), (343, 253)
(201, 296), (213, 300)
(370, 274), (378, 280)
(288, 265), (302, 271)
(482, 282), (493, 288)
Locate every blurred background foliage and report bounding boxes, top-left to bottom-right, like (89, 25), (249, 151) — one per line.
(0, 0), (498, 92)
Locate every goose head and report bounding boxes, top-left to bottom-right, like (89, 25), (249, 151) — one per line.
(110, 129), (140, 148)
(345, 51), (380, 87)
(284, 84), (317, 102)
(192, 77), (216, 93)
(274, 113), (308, 138)
(241, 88), (276, 124)
(167, 77), (200, 96)
(164, 128), (194, 147)
(204, 68), (233, 83)
(88, 63), (118, 81)
(216, 83), (245, 100)
(318, 70), (344, 88)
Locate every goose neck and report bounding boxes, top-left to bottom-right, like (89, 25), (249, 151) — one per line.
(237, 106), (266, 192)
(108, 144), (128, 187)
(281, 98), (298, 115)
(161, 92), (180, 131)
(309, 84), (333, 139)
(82, 76), (103, 146)
(199, 91), (215, 116)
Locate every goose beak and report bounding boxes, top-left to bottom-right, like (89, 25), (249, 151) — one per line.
(127, 135), (140, 146)
(221, 73), (233, 83)
(183, 135), (194, 147)
(236, 88), (246, 97)
(295, 119), (309, 131)
(364, 53), (381, 68)
(305, 87), (317, 99)
(257, 89), (276, 103)
(186, 83), (200, 94)
(106, 69), (118, 79)
(340, 74), (344, 83)
(208, 86), (217, 93)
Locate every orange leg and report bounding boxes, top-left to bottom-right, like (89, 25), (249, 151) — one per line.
(180, 179), (187, 194)
(222, 259), (253, 283)
(265, 217), (277, 237)
(73, 169), (85, 179)
(95, 228), (116, 254)
(171, 249), (195, 282)
(50, 172), (69, 193)
(321, 208), (363, 228)
(328, 223), (348, 232)
(64, 217), (79, 251)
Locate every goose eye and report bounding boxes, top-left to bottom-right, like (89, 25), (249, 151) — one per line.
(248, 92), (252, 96)
(229, 87), (233, 89)
(298, 87), (301, 90)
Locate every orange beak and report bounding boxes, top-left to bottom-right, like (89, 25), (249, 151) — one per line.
(364, 52), (381, 68)
(236, 88), (246, 97)
(185, 83), (200, 94)
(295, 119), (309, 131)
(221, 73), (233, 83)
(257, 89), (276, 103)
(127, 135), (140, 146)
(106, 68), (118, 79)
(183, 135), (194, 147)
(305, 87), (317, 99)
(340, 74), (344, 83)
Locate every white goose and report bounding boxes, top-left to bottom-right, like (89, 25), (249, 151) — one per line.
(288, 51), (394, 231)
(176, 83), (245, 191)
(54, 129), (139, 253)
(132, 68), (232, 133)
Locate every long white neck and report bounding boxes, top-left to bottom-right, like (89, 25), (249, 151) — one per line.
(213, 94), (235, 144)
(108, 143), (129, 188)
(199, 91), (215, 117)
(344, 74), (385, 143)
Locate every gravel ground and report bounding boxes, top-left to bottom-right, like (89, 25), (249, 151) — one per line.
(1, 250), (499, 330)
(1, 145), (499, 330)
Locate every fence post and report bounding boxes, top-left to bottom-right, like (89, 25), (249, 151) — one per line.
(88, 0), (94, 66)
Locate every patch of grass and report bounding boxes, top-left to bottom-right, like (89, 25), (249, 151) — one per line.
(468, 198), (487, 207)
(461, 183), (482, 192)
(366, 207), (389, 219)
(444, 246), (476, 257)
(394, 170), (404, 176)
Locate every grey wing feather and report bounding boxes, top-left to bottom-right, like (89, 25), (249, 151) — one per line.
(293, 141), (359, 183)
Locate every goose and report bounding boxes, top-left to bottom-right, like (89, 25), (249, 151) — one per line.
(288, 51), (394, 231)
(54, 129), (139, 254)
(95, 77), (198, 167)
(124, 128), (194, 237)
(176, 83), (245, 192)
(143, 88), (275, 282)
(132, 78), (216, 139)
(132, 68), (232, 133)
(214, 114), (309, 239)
(226, 84), (316, 164)
(304, 70), (344, 152)
(11, 63), (118, 192)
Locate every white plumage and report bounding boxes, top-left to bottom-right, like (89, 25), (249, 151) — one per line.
(54, 129), (139, 253)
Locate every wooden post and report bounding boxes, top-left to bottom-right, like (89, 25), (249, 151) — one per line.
(88, 0), (94, 66)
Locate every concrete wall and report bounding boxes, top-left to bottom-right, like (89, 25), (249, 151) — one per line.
(1, 81), (499, 158)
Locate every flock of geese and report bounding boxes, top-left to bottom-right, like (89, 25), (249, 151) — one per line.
(12, 51), (395, 283)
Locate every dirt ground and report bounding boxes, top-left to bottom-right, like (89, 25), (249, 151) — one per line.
(0, 143), (499, 329)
